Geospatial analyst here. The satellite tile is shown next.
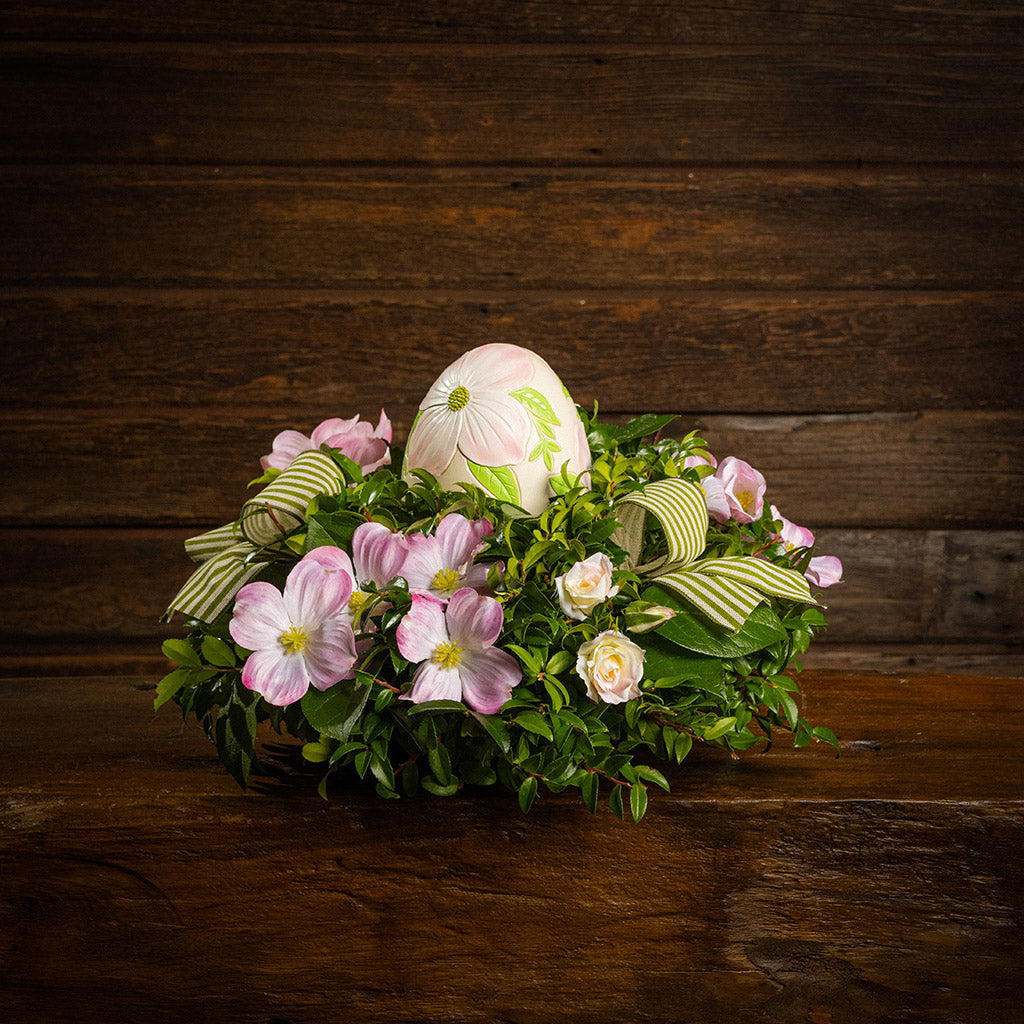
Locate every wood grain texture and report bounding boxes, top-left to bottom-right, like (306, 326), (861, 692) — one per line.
(4, 409), (1018, 527)
(2, 167), (1021, 290)
(2, 527), (1020, 646)
(4, 46), (1021, 165)
(3, 1), (1022, 44)
(0, 672), (1021, 1023)
(4, 289), (1022, 412)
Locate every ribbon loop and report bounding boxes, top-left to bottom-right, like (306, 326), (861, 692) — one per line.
(615, 477), (817, 632)
(163, 450), (346, 624)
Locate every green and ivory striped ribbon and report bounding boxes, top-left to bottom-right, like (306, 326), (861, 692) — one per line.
(617, 478), (816, 631)
(162, 450), (345, 624)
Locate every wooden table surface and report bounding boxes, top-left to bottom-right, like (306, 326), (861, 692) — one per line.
(1, 669), (1021, 1023)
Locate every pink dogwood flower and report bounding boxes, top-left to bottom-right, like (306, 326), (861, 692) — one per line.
(806, 555), (844, 588)
(303, 523), (410, 628)
(396, 588), (521, 713)
(714, 456), (766, 524)
(401, 513), (494, 602)
(261, 411), (392, 473)
(404, 343), (534, 476)
(769, 505), (843, 588)
(229, 559), (357, 707)
(701, 474), (733, 523)
(771, 504), (815, 552)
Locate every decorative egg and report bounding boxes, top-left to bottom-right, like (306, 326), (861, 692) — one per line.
(404, 343), (591, 514)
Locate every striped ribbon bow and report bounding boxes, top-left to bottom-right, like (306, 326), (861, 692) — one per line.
(162, 450), (345, 624)
(615, 478), (816, 631)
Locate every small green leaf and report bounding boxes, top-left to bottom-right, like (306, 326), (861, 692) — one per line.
(777, 690), (799, 730)
(302, 741), (331, 763)
(468, 710), (512, 755)
(703, 717), (737, 741)
(201, 635), (236, 668)
(674, 732), (693, 763)
(518, 776), (539, 814)
(629, 782), (649, 822)
(301, 679), (371, 741)
(428, 743), (453, 785)
(405, 699), (467, 715)
(635, 765), (670, 793)
(421, 777), (459, 797)
(514, 710), (553, 742)
(608, 784), (625, 820)
(153, 667), (192, 710)
(545, 649), (574, 676)
(161, 638), (201, 668)
(581, 772), (599, 814)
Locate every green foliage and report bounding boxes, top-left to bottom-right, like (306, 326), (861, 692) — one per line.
(158, 411), (838, 820)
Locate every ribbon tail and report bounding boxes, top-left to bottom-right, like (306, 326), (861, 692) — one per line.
(162, 542), (263, 624)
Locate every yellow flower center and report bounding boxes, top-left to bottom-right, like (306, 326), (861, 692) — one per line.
(431, 566), (461, 594)
(447, 385), (470, 411)
(279, 626), (309, 655)
(349, 590), (369, 613)
(736, 489), (755, 513)
(432, 641), (463, 670)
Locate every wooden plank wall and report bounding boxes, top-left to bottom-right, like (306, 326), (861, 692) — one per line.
(1, 2), (1021, 676)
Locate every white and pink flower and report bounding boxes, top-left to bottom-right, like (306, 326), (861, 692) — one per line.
(555, 552), (619, 621)
(302, 523), (410, 628)
(806, 555), (844, 589)
(261, 411), (392, 473)
(713, 456), (766, 524)
(396, 588), (520, 713)
(771, 504), (815, 552)
(575, 630), (644, 705)
(403, 343), (534, 476)
(229, 560), (358, 707)
(401, 513), (494, 602)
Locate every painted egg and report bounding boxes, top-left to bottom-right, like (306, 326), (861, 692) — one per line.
(404, 343), (591, 514)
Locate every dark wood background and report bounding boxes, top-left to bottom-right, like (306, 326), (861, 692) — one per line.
(1, 2), (1021, 678)
(1, 7), (1023, 1023)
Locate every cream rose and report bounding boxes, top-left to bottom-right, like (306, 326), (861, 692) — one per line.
(555, 552), (619, 621)
(575, 630), (644, 705)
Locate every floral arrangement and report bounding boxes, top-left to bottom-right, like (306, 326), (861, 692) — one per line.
(158, 344), (841, 821)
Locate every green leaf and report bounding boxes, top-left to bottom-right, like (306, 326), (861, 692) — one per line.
(644, 587), (787, 657)
(639, 633), (725, 696)
(777, 690), (799, 730)
(201, 635), (236, 668)
(545, 649), (575, 677)
(302, 741), (331, 763)
(703, 716), (737, 741)
(581, 772), (599, 814)
(514, 710), (553, 742)
(635, 765), (670, 793)
(629, 782), (649, 822)
(428, 743), (453, 785)
(405, 700), (467, 715)
(518, 776), (539, 814)
(673, 732), (693, 763)
(301, 679), (371, 741)
(468, 710), (512, 755)
(812, 725), (840, 752)
(421, 777), (459, 797)
(608, 784), (625, 820)
(153, 667), (192, 710)
(161, 638), (201, 668)
(608, 413), (677, 445)
(466, 460), (521, 506)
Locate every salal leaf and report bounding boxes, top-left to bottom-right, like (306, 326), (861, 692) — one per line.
(644, 586), (787, 657)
